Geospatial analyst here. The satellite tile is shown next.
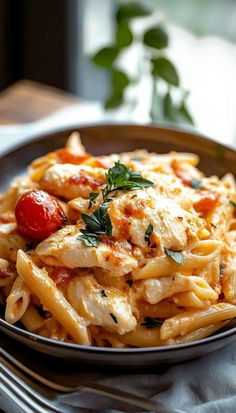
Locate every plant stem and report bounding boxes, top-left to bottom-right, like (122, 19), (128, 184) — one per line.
(150, 76), (157, 122)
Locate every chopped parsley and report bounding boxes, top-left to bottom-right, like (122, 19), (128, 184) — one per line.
(211, 223), (217, 229)
(229, 200), (236, 208)
(77, 233), (99, 247)
(125, 279), (133, 288)
(189, 178), (203, 189)
(101, 290), (107, 297)
(141, 317), (162, 329)
(110, 313), (118, 324)
(88, 192), (99, 209)
(131, 156), (144, 162)
(78, 200), (112, 247)
(165, 248), (184, 264)
(102, 161), (153, 199)
(144, 223), (154, 245)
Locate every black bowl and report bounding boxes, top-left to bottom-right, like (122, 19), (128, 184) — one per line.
(1, 123), (236, 368)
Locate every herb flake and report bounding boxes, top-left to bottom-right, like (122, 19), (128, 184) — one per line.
(165, 248), (184, 264)
(144, 223), (154, 245)
(229, 200), (236, 208)
(125, 279), (133, 288)
(101, 289), (107, 297)
(88, 192), (99, 209)
(189, 179), (203, 189)
(141, 316), (162, 329)
(110, 313), (118, 324)
(77, 233), (99, 247)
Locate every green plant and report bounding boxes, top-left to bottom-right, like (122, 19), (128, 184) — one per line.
(91, 2), (194, 125)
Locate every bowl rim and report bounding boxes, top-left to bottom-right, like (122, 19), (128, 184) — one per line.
(0, 122), (236, 354)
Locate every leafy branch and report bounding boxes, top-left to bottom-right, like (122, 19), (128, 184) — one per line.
(91, 2), (194, 125)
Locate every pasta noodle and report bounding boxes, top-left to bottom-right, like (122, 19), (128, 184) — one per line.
(0, 131), (235, 347)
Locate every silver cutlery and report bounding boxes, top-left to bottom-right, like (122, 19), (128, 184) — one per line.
(1, 344), (184, 413)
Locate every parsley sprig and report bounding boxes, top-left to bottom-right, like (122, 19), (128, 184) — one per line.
(78, 200), (112, 247)
(88, 192), (99, 209)
(79, 162), (152, 247)
(102, 161), (153, 199)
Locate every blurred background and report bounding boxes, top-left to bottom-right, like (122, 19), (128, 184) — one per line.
(0, 0), (236, 145)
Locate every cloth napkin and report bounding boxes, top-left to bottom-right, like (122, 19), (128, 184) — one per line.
(60, 342), (236, 413)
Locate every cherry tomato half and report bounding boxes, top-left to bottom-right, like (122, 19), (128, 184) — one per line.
(15, 189), (66, 240)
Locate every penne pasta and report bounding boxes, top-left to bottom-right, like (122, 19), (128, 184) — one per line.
(5, 276), (31, 324)
(16, 250), (91, 345)
(0, 132), (236, 347)
(160, 303), (236, 340)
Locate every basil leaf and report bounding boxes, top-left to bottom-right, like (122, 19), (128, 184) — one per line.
(144, 223), (154, 245)
(165, 248), (184, 264)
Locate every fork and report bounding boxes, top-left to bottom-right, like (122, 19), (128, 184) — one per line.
(0, 346), (184, 413)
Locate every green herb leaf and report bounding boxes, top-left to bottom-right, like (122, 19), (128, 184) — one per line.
(102, 161), (153, 199)
(163, 91), (176, 121)
(92, 47), (118, 68)
(110, 313), (118, 323)
(78, 201), (113, 247)
(116, 3), (150, 23)
(116, 22), (133, 48)
(112, 69), (130, 95)
(125, 279), (133, 288)
(143, 27), (168, 50)
(144, 223), (154, 245)
(189, 179), (203, 189)
(229, 200), (236, 208)
(104, 94), (123, 110)
(131, 156), (144, 162)
(152, 57), (179, 87)
(77, 233), (99, 247)
(141, 316), (162, 329)
(88, 192), (99, 209)
(81, 205), (112, 237)
(179, 101), (194, 125)
(165, 248), (184, 264)
(101, 290), (107, 297)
